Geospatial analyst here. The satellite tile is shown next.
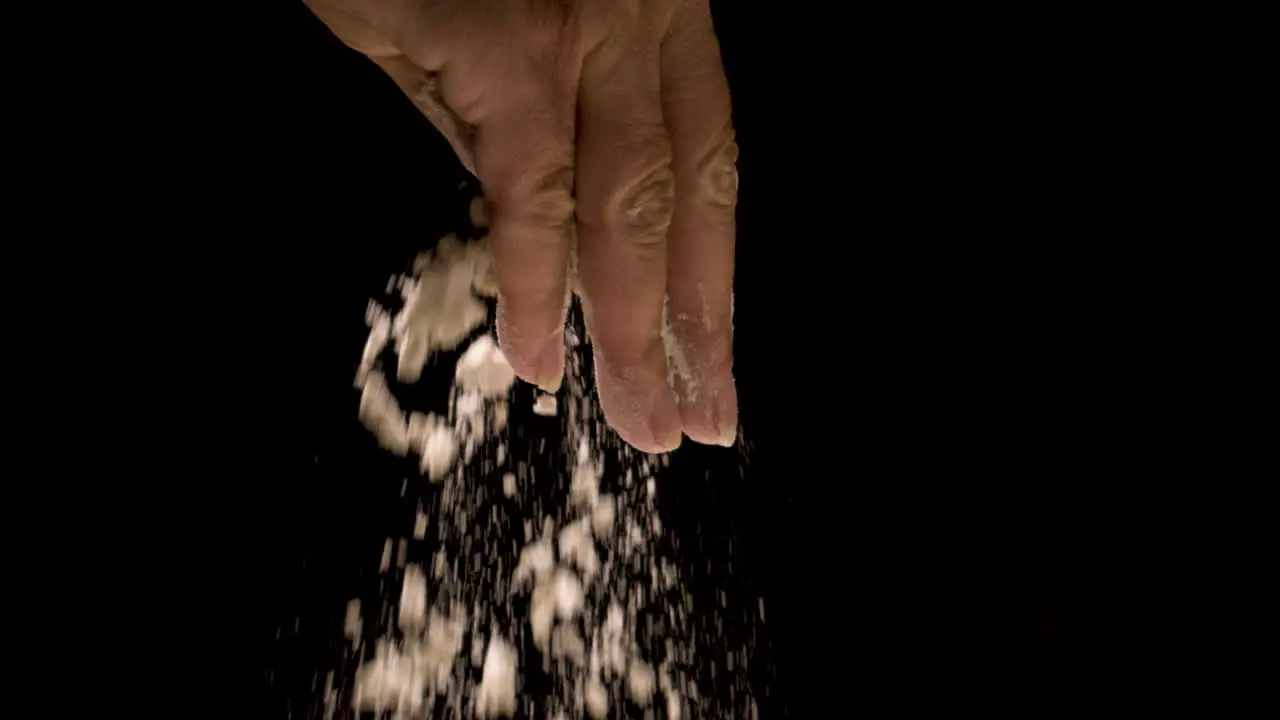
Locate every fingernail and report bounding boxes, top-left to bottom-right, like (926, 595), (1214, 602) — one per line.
(649, 385), (684, 453)
(534, 328), (565, 392)
(712, 371), (739, 447)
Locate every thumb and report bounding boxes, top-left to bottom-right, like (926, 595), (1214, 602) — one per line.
(368, 55), (477, 176)
(304, 0), (475, 172)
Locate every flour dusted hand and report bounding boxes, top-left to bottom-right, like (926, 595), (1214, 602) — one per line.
(306, 0), (740, 452)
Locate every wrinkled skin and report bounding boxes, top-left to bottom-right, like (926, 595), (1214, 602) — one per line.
(306, 0), (739, 452)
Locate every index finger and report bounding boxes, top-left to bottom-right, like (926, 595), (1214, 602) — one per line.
(476, 98), (577, 392)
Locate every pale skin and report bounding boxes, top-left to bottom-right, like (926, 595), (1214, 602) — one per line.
(306, 0), (739, 452)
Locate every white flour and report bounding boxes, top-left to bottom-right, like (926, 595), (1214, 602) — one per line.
(475, 636), (518, 719)
(533, 393), (558, 417)
(330, 211), (764, 718)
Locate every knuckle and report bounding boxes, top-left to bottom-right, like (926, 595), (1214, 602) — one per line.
(583, 160), (674, 245)
(697, 122), (740, 209)
(623, 164), (676, 237)
(497, 164), (576, 231)
(579, 126), (675, 244)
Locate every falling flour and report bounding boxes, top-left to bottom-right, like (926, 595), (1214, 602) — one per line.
(532, 394), (558, 417)
(328, 207), (765, 718)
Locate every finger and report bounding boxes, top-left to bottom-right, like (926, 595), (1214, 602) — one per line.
(659, 1), (740, 447)
(475, 94), (577, 391)
(575, 25), (681, 453)
(368, 0), (578, 391)
(307, 0), (472, 171)
(307, 0), (478, 167)
(368, 55), (478, 175)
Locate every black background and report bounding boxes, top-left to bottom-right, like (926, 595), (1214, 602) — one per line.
(261, 2), (1276, 717)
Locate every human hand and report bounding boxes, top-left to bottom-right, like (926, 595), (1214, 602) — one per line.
(306, 0), (739, 452)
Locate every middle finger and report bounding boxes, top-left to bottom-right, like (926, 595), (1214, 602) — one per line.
(575, 18), (682, 453)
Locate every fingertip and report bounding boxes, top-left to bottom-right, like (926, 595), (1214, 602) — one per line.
(593, 348), (682, 455)
(534, 328), (565, 392)
(649, 383), (685, 452)
(495, 298), (563, 390)
(677, 366), (738, 448)
(712, 375), (739, 447)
